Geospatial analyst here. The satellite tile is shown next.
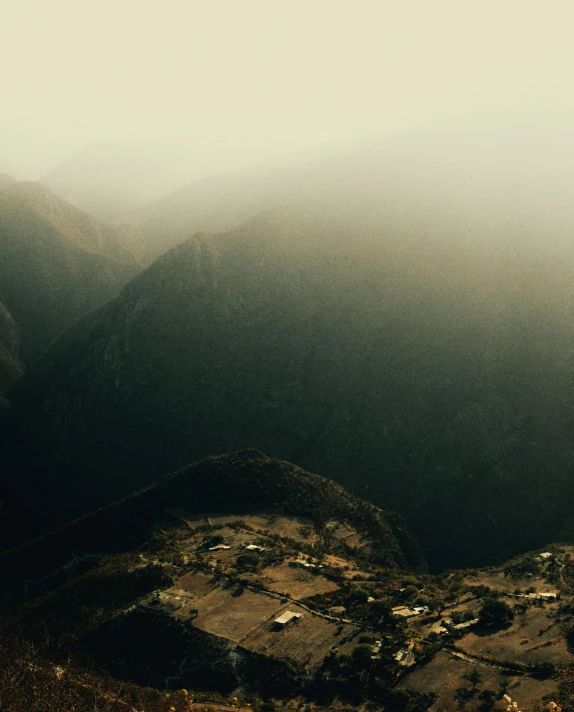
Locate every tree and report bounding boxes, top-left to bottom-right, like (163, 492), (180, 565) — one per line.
(463, 668), (482, 690)
(372, 598), (393, 619)
(479, 597), (514, 627)
(429, 598), (446, 614)
(352, 588), (370, 604)
(402, 584), (419, 601)
(235, 552), (259, 572)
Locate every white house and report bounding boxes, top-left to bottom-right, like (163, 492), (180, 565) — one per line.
(274, 611), (302, 628)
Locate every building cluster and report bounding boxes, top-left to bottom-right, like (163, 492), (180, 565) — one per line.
(507, 590), (560, 602)
(392, 605), (428, 618)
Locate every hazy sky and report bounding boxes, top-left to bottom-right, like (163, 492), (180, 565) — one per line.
(2, 0), (574, 173)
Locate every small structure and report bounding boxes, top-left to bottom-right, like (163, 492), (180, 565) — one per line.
(527, 591), (560, 601)
(245, 544), (265, 552)
(453, 618), (479, 631)
(294, 559), (323, 569)
(208, 544), (231, 551)
(393, 607), (421, 618)
(538, 552), (553, 562)
(273, 611), (302, 628)
(328, 605), (346, 615)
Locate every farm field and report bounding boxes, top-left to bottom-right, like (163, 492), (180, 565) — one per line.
(457, 604), (573, 668)
(259, 562), (339, 599)
(403, 650), (558, 711)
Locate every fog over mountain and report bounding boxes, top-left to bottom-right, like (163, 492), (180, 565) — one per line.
(40, 140), (267, 221)
(5, 128), (574, 569)
(6, 2), (574, 709)
(138, 119), (574, 256)
(0, 176), (141, 362)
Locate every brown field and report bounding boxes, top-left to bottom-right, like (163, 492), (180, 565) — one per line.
(243, 613), (359, 669)
(259, 562), (339, 599)
(323, 554), (371, 579)
(165, 511), (318, 542)
(164, 509), (370, 554)
(463, 569), (560, 595)
(403, 650), (557, 711)
(457, 605), (573, 667)
(154, 570), (362, 670)
(192, 589), (285, 642)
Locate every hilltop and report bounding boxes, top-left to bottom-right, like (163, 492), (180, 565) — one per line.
(0, 177), (141, 361)
(0, 450), (424, 573)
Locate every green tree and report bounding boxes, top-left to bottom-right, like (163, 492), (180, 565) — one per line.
(463, 668), (482, 690)
(479, 597), (514, 627)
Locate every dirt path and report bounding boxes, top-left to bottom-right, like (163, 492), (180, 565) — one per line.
(448, 648), (511, 671)
(243, 583), (375, 631)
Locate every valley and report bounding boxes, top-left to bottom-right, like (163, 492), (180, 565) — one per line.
(2, 463), (574, 712)
(4, 4), (574, 710)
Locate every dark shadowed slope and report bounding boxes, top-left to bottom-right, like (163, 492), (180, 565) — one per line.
(0, 303), (24, 408)
(0, 177), (141, 361)
(0, 449), (425, 582)
(3, 202), (574, 569)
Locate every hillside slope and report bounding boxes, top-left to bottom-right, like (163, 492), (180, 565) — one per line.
(0, 449), (425, 581)
(0, 302), (24, 407)
(138, 120), (574, 260)
(3, 203), (574, 568)
(0, 178), (141, 361)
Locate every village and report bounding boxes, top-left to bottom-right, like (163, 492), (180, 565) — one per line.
(110, 508), (574, 711)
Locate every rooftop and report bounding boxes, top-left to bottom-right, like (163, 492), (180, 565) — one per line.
(274, 610), (302, 625)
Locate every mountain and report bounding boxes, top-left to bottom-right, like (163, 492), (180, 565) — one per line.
(0, 449), (425, 581)
(138, 119), (574, 260)
(40, 140), (249, 221)
(4, 195), (574, 569)
(0, 177), (141, 362)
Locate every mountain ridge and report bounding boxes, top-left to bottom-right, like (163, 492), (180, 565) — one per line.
(0, 177), (142, 361)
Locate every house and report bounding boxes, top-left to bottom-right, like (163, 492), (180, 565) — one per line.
(453, 618), (479, 631)
(393, 608), (421, 618)
(245, 544), (265, 552)
(208, 544), (231, 551)
(538, 552), (553, 562)
(527, 591), (560, 601)
(273, 611), (302, 628)
(294, 559), (323, 569)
